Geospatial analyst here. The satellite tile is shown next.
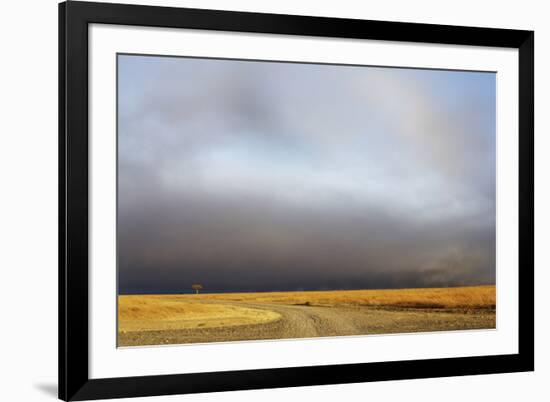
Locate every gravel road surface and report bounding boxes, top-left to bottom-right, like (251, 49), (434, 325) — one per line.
(118, 300), (495, 346)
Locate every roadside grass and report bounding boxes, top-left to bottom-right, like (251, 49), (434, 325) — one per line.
(118, 296), (280, 332)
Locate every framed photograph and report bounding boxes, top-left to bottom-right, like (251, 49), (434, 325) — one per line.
(59, 1), (534, 400)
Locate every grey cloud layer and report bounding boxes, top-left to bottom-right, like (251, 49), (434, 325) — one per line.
(118, 55), (496, 294)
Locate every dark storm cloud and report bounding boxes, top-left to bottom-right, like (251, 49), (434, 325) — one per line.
(117, 55), (496, 294)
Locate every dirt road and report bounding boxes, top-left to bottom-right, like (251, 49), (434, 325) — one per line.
(118, 300), (495, 346)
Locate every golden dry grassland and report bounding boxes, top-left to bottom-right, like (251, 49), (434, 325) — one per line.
(119, 285), (495, 336)
(173, 285), (496, 309)
(118, 296), (281, 333)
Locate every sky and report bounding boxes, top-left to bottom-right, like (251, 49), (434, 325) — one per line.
(117, 54), (496, 294)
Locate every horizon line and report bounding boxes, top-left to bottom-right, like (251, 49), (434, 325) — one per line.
(118, 283), (496, 296)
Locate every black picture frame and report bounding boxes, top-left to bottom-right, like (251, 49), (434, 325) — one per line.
(59, 1), (534, 400)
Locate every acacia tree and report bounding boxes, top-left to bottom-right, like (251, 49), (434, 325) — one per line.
(191, 284), (203, 294)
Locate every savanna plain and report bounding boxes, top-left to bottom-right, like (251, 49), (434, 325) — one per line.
(118, 285), (496, 346)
